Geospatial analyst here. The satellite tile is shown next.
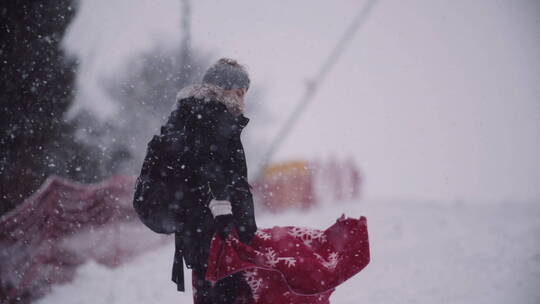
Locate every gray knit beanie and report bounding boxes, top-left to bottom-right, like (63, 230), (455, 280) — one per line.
(202, 58), (250, 90)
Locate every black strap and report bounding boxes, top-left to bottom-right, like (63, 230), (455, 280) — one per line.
(172, 232), (185, 292)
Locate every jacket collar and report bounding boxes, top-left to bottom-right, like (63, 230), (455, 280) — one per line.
(176, 83), (246, 117)
(236, 115), (249, 129)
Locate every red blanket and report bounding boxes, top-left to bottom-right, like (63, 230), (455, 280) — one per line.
(206, 215), (370, 303)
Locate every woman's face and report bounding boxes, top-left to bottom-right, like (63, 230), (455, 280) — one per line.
(234, 88), (247, 100)
(225, 88), (247, 103)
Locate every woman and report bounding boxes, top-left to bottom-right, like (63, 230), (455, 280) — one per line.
(166, 58), (257, 303)
(135, 58), (369, 304)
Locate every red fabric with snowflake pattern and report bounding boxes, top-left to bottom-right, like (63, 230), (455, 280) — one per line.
(206, 215), (370, 303)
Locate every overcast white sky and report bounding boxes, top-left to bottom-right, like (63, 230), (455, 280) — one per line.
(64, 0), (540, 203)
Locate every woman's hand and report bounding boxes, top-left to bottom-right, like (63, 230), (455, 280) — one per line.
(214, 214), (236, 240)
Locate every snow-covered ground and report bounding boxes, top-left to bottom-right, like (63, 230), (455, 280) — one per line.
(37, 200), (540, 304)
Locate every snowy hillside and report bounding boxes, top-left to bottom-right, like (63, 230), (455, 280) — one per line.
(37, 200), (540, 304)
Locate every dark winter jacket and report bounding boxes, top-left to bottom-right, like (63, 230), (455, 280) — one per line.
(159, 84), (258, 291)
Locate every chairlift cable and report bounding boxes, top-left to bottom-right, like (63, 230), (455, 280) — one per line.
(253, 0), (377, 180)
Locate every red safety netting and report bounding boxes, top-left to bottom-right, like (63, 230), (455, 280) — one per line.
(0, 175), (167, 303)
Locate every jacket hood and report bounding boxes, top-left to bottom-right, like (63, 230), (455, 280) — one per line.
(175, 83), (244, 116)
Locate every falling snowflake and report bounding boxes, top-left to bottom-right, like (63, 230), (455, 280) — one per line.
(255, 230), (271, 240)
(287, 227), (327, 247)
(243, 269), (263, 302)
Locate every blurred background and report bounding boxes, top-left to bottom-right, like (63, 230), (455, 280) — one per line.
(1, 0), (539, 303)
